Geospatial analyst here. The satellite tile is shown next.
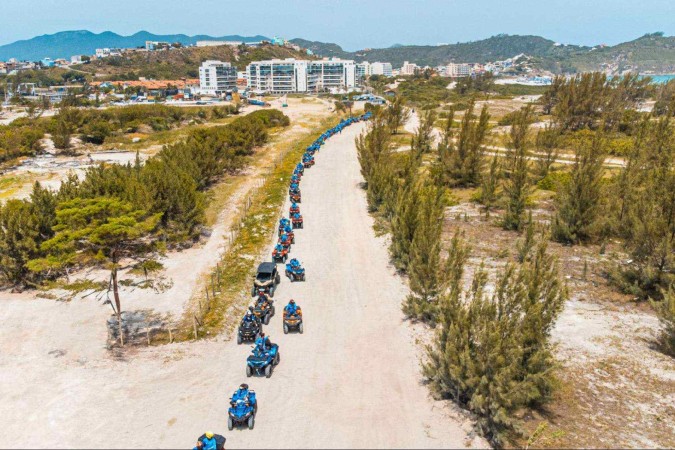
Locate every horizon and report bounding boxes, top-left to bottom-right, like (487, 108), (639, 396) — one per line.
(0, 0), (674, 51)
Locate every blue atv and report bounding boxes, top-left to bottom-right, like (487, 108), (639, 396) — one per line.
(227, 385), (257, 430)
(285, 259), (306, 282)
(246, 344), (280, 378)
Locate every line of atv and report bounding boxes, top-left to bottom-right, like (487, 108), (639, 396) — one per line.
(228, 113), (372, 431)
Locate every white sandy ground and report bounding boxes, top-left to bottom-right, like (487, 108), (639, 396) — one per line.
(0, 120), (485, 448)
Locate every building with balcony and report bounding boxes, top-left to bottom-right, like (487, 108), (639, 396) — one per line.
(198, 60), (238, 95)
(246, 58), (356, 94)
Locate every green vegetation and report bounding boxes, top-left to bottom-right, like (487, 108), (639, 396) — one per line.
(502, 106), (533, 231)
(424, 236), (566, 447)
(653, 287), (675, 356)
(0, 110), (289, 289)
(73, 43), (311, 80)
(293, 33), (675, 74)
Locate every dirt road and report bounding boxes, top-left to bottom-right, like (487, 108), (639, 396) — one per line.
(0, 120), (483, 448)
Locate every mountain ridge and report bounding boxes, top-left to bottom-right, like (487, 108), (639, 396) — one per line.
(0, 30), (269, 61)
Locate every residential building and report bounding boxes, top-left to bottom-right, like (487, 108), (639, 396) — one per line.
(199, 60), (238, 95)
(71, 55), (84, 64)
(446, 63), (471, 77)
(400, 61), (419, 76)
(246, 58), (356, 94)
(146, 41), (170, 51)
(355, 62), (370, 82)
(197, 40), (244, 47)
(369, 62), (393, 77)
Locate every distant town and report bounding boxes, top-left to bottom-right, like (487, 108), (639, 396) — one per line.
(0, 36), (554, 106)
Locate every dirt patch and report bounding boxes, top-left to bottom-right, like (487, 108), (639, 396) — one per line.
(441, 197), (675, 448)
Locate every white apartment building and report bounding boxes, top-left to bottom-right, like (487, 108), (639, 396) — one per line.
(355, 62), (370, 82)
(446, 63), (471, 77)
(197, 40), (243, 47)
(400, 61), (419, 75)
(369, 62), (393, 77)
(199, 60), (238, 95)
(246, 58), (356, 94)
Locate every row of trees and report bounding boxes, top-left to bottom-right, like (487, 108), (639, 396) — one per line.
(0, 109), (289, 289)
(356, 102), (568, 445)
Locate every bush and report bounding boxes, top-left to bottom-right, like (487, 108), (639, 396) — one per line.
(537, 170), (571, 192)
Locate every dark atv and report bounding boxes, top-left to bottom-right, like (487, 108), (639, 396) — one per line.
(252, 262), (281, 297)
(237, 316), (262, 345)
(254, 298), (275, 325)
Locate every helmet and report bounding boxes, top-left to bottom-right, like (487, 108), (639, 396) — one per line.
(248, 306), (254, 311)
(205, 432), (214, 439)
(289, 299), (295, 305)
(260, 332), (265, 338)
(246, 310), (252, 316)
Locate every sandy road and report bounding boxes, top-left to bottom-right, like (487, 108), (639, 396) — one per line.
(0, 121), (483, 448)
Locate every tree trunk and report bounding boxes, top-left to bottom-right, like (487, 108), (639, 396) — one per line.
(111, 261), (123, 346)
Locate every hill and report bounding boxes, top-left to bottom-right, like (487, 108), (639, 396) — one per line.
(72, 43), (312, 80)
(291, 33), (675, 74)
(0, 30), (269, 61)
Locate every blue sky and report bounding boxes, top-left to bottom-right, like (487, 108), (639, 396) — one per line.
(1, 0), (674, 50)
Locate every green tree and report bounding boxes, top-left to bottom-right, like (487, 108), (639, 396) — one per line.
(386, 95), (411, 134)
(479, 154), (500, 219)
(533, 125), (560, 179)
(0, 200), (40, 284)
(502, 106), (533, 231)
(28, 197), (161, 345)
(424, 238), (567, 446)
(403, 183), (444, 321)
(443, 100), (490, 186)
(552, 133), (606, 244)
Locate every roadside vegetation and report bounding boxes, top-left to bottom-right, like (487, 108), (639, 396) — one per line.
(0, 110), (290, 322)
(356, 72), (674, 446)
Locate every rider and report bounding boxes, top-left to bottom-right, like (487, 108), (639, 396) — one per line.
(200, 432), (217, 450)
(257, 290), (271, 305)
(290, 202), (299, 213)
(255, 332), (273, 352)
(285, 299), (299, 316)
(289, 258), (301, 269)
(242, 309), (256, 324)
(232, 383), (250, 403)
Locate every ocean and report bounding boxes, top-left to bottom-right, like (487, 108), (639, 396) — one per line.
(645, 75), (675, 84)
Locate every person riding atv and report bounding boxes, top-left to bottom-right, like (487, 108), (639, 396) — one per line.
(278, 232), (292, 249)
(290, 190), (301, 203)
(291, 212), (303, 229)
(254, 292), (275, 324)
(290, 202), (300, 215)
(272, 243), (288, 263)
(278, 217), (291, 233)
(254, 332), (274, 352)
(289, 182), (300, 196)
(295, 162), (304, 176)
(283, 299), (303, 334)
(285, 258), (306, 282)
(231, 383), (256, 406)
(195, 431), (226, 450)
(238, 308), (262, 345)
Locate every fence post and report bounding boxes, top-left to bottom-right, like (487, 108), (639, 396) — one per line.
(168, 327), (173, 343)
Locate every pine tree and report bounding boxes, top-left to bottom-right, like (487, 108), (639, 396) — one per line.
(533, 125), (560, 179)
(552, 132), (606, 244)
(445, 100), (490, 186)
(390, 181), (420, 270)
(386, 95), (411, 134)
(0, 200), (40, 284)
(479, 155), (500, 219)
(424, 237), (567, 446)
(502, 106), (533, 231)
(28, 197), (162, 345)
(404, 183), (444, 321)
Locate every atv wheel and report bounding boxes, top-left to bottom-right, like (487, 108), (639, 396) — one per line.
(274, 352), (280, 365)
(264, 314), (270, 325)
(271, 306), (276, 317)
(248, 415), (255, 430)
(251, 286), (256, 297)
(299, 322), (304, 334)
(283, 323), (289, 334)
(275, 274), (281, 284)
(283, 255), (287, 263)
(265, 364), (272, 378)
(237, 334), (242, 345)
(246, 365), (252, 377)
(228, 416), (234, 431)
